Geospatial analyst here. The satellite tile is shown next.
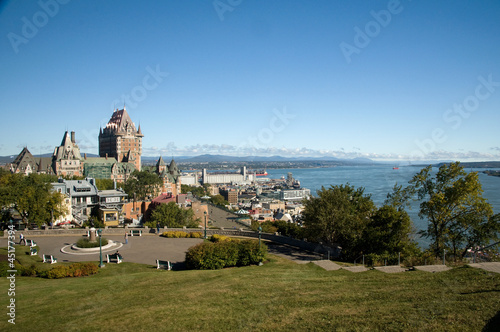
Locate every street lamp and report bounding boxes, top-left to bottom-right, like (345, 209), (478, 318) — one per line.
(258, 226), (262, 249)
(258, 226), (263, 266)
(204, 211), (207, 239)
(98, 229), (105, 268)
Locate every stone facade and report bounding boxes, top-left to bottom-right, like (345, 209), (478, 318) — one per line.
(99, 107), (143, 171)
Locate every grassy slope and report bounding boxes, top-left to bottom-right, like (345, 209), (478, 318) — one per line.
(0, 246), (499, 332)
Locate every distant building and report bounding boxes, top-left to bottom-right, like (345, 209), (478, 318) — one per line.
(9, 131), (83, 177)
(99, 107), (143, 171)
(52, 177), (127, 226)
(52, 131), (83, 177)
(280, 188), (311, 202)
(201, 166), (255, 185)
(155, 156), (181, 196)
(220, 188), (238, 204)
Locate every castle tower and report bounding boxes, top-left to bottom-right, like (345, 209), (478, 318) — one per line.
(99, 107), (143, 171)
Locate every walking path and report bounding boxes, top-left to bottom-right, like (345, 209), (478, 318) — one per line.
(207, 205), (251, 229)
(2, 235), (499, 274)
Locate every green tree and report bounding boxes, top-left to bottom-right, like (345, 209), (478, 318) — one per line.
(302, 184), (376, 260)
(151, 202), (199, 228)
(124, 170), (162, 201)
(363, 205), (419, 257)
(210, 194), (228, 206)
(181, 184), (207, 197)
(0, 173), (61, 227)
(95, 178), (115, 190)
(408, 162), (495, 258)
(46, 191), (69, 225)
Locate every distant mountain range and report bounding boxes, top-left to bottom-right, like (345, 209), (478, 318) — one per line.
(2, 152), (499, 168)
(141, 154), (377, 164)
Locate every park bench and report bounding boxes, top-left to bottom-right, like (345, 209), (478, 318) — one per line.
(156, 260), (172, 270)
(43, 254), (57, 264)
(106, 253), (123, 264)
(130, 229), (142, 236)
(30, 247), (38, 256)
(26, 239), (37, 247)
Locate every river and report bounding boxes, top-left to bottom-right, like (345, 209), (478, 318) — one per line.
(265, 166), (500, 247)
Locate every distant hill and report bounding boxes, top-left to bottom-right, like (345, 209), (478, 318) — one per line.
(435, 161), (500, 169)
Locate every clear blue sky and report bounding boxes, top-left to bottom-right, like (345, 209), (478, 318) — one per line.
(1, 0), (499, 162)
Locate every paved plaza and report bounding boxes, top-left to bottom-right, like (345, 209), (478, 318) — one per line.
(1, 234), (202, 267)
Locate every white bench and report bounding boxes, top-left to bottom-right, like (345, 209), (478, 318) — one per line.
(106, 253), (123, 264)
(43, 254), (57, 264)
(26, 239), (37, 247)
(130, 230), (142, 236)
(30, 247), (38, 256)
(156, 260), (172, 270)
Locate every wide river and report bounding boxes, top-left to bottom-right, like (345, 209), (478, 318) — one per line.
(265, 166), (500, 247)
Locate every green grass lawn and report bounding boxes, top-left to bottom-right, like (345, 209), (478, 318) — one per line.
(1, 246), (499, 332)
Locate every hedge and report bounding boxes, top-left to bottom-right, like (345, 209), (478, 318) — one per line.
(161, 231), (203, 238)
(185, 239), (267, 270)
(20, 263), (99, 279)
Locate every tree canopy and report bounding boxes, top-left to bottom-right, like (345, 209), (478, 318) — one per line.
(302, 184), (376, 259)
(0, 172), (68, 227)
(150, 202), (199, 228)
(406, 162), (497, 258)
(123, 170), (162, 201)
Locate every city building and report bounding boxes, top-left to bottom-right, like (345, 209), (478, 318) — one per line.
(52, 178), (127, 226)
(220, 188), (238, 204)
(52, 131), (83, 177)
(99, 107), (143, 171)
(201, 166), (255, 185)
(155, 156), (181, 196)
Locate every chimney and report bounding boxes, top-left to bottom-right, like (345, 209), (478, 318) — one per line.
(84, 153), (87, 160)
(71, 131), (75, 144)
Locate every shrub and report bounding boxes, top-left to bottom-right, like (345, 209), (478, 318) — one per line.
(161, 231), (189, 238)
(189, 232), (203, 238)
(185, 239), (267, 270)
(209, 234), (233, 243)
(185, 242), (225, 270)
(76, 237), (108, 248)
(44, 263), (99, 279)
(20, 264), (40, 277)
(238, 240), (267, 266)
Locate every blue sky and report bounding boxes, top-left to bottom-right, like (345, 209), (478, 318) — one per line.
(1, 0), (499, 162)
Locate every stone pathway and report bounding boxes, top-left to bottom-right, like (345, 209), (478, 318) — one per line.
(469, 262), (500, 274)
(374, 266), (407, 273)
(312, 260), (342, 271)
(342, 266), (369, 273)
(414, 265), (452, 273)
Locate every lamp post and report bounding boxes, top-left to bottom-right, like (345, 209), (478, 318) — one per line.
(98, 229), (105, 268)
(204, 211), (207, 239)
(258, 226), (262, 249)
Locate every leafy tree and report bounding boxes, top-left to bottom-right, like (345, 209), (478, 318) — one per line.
(0, 173), (64, 227)
(251, 220), (277, 233)
(46, 191), (69, 225)
(210, 194), (228, 207)
(363, 205), (419, 257)
(124, 170), (162, 201)
(151, 202), (199, 228)
(181, 184), (207, 197)
(302, 184), (376, 260)
(408, 162), (495, 258)
(95, 178), (115, 190)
